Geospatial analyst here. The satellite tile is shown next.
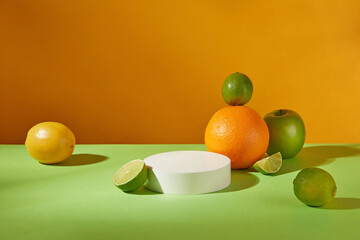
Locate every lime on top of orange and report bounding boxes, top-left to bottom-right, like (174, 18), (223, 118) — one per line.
(222, 72), (253, 106)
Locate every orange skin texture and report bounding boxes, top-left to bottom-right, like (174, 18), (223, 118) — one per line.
(205, 106), (269, 169)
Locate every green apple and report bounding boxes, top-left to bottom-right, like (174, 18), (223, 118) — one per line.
(264, 109), (305, 159)
(222, 72), (253, 106)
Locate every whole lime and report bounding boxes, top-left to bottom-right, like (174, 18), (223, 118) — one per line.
(293, 168), (337, 207)
(222, 72), (253, 106)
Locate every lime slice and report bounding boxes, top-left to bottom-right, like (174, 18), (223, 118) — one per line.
(113, 160), (148, 192)
(253, 152), (282, 175)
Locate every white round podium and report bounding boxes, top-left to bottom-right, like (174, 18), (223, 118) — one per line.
(143, 151), (231, 194)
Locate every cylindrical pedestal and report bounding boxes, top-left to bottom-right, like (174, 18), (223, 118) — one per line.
(144, 151), (231, 194)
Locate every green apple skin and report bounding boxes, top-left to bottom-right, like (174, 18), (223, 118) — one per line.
(222, 72), (253, 106)
(264, 109), (305, 159)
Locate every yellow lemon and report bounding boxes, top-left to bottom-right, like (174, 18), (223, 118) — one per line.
(25, 122), (76, 164)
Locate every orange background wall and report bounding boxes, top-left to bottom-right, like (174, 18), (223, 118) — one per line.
(1, 0), (360, 144)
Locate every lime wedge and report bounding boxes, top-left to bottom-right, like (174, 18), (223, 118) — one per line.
(253, 152), (282, 175)
(113, 160), (148, 192)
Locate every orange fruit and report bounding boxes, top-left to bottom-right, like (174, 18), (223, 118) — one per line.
(205, 106), (269, 169)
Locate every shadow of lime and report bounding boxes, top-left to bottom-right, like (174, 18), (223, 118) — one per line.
(129, 186), (161, 195)
(54, 154), (108, 166)
(272, 145), (360, 175)
(317, 198), (360, 210)
(129, 170), (259, 195)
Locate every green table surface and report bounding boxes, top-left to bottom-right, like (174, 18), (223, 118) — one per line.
(1, 144), (360, 240)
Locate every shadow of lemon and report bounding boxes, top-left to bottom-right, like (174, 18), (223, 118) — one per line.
(54, 154), (108, 166)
